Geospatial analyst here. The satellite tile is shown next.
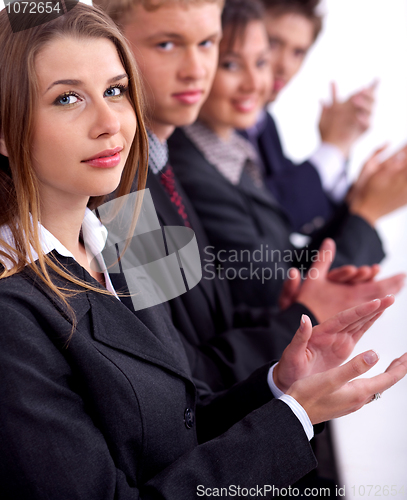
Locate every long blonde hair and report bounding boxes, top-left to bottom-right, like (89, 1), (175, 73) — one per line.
(0, 3), (148, 305)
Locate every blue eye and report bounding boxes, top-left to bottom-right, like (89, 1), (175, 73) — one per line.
(200, 40), (213, 49)
(104, 84), (128, 98)
(158, 42), (174, 51)
(257, 58), (269, 68)
(221, 60), (239, 71)
(105, 87), (121, 97)
(56, 93), (80, 106)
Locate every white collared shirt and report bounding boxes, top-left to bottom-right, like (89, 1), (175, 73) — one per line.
(0, 208), (118, 298)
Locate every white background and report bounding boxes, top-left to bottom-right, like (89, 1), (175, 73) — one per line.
(271, 0), (407, 496)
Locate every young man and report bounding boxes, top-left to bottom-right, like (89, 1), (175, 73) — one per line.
(249, 0), (377, 234)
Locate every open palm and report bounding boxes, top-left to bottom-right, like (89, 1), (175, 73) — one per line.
(274, 295), (395, 393)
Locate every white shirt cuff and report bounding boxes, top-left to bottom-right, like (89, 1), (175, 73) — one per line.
(279, 395), (314, 441)
(267, 364), (314, 441)
(310, 143), (349, 203)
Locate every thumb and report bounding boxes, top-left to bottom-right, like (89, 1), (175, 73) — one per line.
(334, 350), (379, 387)
(288, 314), (313, 353)
(369, 78), (379, 92)
(330, 81), (338, 104)
(364, 144), (389, 167)
(306, 238), (336, 280)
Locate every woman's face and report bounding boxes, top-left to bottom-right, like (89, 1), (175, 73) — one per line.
(198, 20), (272, 139)
(31, 36), (137, 209)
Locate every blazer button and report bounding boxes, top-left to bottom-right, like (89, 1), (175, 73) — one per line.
(184, 408), (195, 429)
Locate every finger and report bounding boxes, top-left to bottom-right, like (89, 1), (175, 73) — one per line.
(330, 81), (338, 104)
(328, 265), (358, 283)
(383, 145), (407, 172)
(364, 144), (389, 165)
(384, 352), (407, 373)
(366, 263), (381, 281)
(346, 265), (377, 284)
(340, 295), (395, 336)
(321, 296), (394, 335)
(306, 238), (336, 280)
(346, 311), (383, 337)
(357, 352), (407, 400)
(334, 350), (380, 387)
(369, 78), (379, 91)
(355, 113), (371, 132)
(357, 144), (389, 181)
(361, 273), (406, 299)
(340, 266), (372, 283)
(286, 314), (313, 355)
(351, 93), (375, 110)
(320, 100), (329, 112)
(354, 98), (374, 113)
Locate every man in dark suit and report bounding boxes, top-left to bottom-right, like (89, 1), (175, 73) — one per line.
(247, 0), (377, 234)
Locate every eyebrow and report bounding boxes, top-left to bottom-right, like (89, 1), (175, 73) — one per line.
(145, 32), (185, 42)
(146, 31), (220, 43)
(221, 47), (270, 59)
(45, 73), (129, 94)
(220, 51), (243, 59)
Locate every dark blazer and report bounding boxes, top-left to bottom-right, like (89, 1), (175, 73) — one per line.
(138, 170), (316, 391)
(168, 127), (385, 309)
(242, 112), (337, 234)
(0, 255), (316, 498)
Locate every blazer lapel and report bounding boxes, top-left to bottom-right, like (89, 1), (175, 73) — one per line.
(238, 170), (285, 213)
(258, 113), (286, 176)
(33, 253), (193, 382)
(25, 253), (91, 326)
(87, 280), (193, 382)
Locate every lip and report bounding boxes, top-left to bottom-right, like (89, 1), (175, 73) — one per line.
(232, 97), (258, 114)
(82, 147), (123, 168)
(172, 90), (204, 105)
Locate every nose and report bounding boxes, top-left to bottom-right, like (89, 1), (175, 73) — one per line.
(240, 66), (258, 93)
(89, 99), (121, 139)
(178, 47), (206, 81)
(272, 48), (293, 77)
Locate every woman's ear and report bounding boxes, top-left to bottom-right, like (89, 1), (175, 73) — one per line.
(0, 132), (8, 157)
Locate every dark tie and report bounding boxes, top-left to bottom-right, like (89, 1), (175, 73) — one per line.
(159, 164), (192, 228)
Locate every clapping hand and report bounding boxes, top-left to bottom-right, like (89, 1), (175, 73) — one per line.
(274, 295), (394, 392)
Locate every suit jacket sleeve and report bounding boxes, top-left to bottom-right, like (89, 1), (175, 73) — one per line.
(257, 115), (385, 265)
(305, 203), (385, 269)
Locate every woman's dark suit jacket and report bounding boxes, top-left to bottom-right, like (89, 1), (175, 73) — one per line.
(0, 254), (316, 499)
(169, 128), (385, 309)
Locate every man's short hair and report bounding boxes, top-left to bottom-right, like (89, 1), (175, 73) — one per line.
(261, 0), (323, 41)
(95, 0), (225, 26)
